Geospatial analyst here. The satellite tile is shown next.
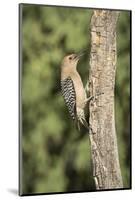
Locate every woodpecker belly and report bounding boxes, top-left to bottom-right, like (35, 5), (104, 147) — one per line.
(71, 72), (86, 110)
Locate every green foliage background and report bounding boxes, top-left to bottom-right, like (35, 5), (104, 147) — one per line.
(21, 4), (131, 194)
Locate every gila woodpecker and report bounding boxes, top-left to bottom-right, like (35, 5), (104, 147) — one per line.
(61, 52), (90, 130)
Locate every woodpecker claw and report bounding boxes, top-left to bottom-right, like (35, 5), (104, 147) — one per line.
(85, 92), (104, 104)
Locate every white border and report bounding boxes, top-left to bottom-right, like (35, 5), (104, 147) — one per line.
(0, 0), (134, 199)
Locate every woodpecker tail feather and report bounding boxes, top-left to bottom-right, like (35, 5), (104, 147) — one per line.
(76, 108), (89, 130)
(80, 118), (89, 130)
(76, 120), (81, 131)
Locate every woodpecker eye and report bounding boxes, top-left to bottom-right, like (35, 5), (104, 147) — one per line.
(69, 56), (72, 60)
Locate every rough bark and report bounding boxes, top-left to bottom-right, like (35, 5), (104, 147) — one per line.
(89, 10), (123, 190)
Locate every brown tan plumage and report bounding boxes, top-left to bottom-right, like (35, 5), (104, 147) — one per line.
(61, 52), (89, 130)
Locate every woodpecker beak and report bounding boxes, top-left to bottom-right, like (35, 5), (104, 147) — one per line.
(74, 49), (87, 61)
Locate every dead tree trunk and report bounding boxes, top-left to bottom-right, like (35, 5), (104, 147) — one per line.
(89, 10), (123, 190)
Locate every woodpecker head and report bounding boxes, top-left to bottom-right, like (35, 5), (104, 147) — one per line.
(61, 51), (85, 69)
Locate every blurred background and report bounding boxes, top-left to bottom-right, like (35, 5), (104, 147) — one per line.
(21, 4), (131, 194)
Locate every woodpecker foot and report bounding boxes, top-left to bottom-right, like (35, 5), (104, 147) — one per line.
(85, 96), (94, 104)
(85, 92), (104, 104)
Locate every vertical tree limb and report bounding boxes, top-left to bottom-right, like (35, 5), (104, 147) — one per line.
(89, 10), (123, 190)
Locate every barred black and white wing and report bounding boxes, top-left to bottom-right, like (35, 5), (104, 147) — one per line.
(61, 77), (76, 120)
